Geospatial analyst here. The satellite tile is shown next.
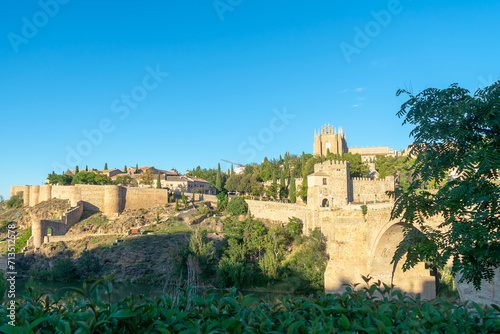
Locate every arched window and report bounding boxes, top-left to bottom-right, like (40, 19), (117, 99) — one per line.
(321, 198), (329, 207)
(325, 141), (330, 150)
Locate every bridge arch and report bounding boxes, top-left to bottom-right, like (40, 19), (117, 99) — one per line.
(369, 220), (436, 299)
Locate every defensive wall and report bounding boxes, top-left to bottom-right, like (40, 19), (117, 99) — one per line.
(11, 185), (218, 216)
(32, 200), (84, 248)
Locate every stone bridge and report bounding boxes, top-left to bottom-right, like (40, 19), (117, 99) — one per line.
(246, 199), (500, 304)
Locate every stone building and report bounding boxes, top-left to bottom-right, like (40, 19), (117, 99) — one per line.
(165, 175), (216, 195)
(307, 160), (394, 207)
(313, 123), (402, 161)
(313, 124), (348, 156)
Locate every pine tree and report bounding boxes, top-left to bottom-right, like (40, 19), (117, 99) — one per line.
(156, 173), (161, 189)
(135, 164), (139, 174)
(216, 163), (222, 192)
(75, 165), (79, 174)
(289, 170), (296, 203)
(104, 163), (108, 170)
(123, 165), (127, 173)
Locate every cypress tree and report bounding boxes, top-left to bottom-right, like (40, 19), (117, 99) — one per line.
(104, 163), (108, 170)
(156, 173), (161, 189)
(290, 170), (296, 203)
(85, 165), (88, 172)
(284, 153), (289, 173)
(135, 164), (139, 174)
(280, 170), (286, 190)
(75, 165), (79, 174)
(182, 189), (186, 204)
(123, 165), (127, 173)
(231, 164), (234, 176)
(301, 151), (306, 174)
(216, 163), (222, 192)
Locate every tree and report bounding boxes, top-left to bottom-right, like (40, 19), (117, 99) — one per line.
(75, 165), (79, 174)
(104, 163), (108, 170)
(139, 169), (153, 186)
(85, 165), (88, 172)
(156, 173), (161, 189)
(227, 197), (248, 216)
(115, 175), (131, 186)
(123, 165), (127, 173)
(135, 164), (139, 174)
(280, 170), (287, 198)
(181, 189), (186, 206)
(289, 170), (296, 203)
(216, 163), (222, 193)
(391, 81), (500, 289)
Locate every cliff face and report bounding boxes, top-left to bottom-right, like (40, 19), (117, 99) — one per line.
(0, 198), (71, 230)
(20, 234), (192, 284)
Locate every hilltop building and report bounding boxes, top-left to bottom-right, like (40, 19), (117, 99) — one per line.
(313, 124), (402, 161)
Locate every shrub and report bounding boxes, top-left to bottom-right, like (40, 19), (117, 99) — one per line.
(14, 228), (32, 253)
(286, 217), (303, 239)
(5, 193), (23, 208)
(1, 277), (499, 333)
(227, 197), (248, 216)
(360, 204), (368, 216)
(51, 259), (78, 282)
(197, 205), (210, 215)
(216, 193), (228, 211)
(76, 250), (102, 279)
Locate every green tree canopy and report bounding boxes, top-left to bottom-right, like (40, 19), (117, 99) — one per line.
(391, 81), (500, 289)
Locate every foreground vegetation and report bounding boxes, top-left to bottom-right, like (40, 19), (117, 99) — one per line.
(0, 275), (498, 333)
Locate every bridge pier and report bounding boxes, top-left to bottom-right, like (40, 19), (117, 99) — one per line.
(321, 208), (436, 300)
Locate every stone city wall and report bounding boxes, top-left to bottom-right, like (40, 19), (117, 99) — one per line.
(245, 200), (308, 223)
(351, 176), (395, 203)
(124, 188), (169, 211)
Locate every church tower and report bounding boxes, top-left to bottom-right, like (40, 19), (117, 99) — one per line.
(313, 124), (348, 156)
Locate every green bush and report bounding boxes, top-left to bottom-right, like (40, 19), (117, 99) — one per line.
(360, 204), (368, 216)
(197, 205), (210, 215)
(14, 228), (32, 253)
(51, 259), (78, 282)
(76, 250), (102, 279)
(286, 217), (303, 239)
(227, 197), (248, 216)
(1, 277), (499, 333)
(5, 193), (23, 208)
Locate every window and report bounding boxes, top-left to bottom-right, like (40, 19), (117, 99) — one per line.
(325, 141), (330, 150)
(323, 178), (327, 185)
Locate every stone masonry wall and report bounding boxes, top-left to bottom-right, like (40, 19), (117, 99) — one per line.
(351, 176), (395, 203)
(124, 188), (169, 211)
(245, 200), (307, 223)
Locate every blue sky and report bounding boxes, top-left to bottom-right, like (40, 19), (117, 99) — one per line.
(1, 0), (499, 199)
